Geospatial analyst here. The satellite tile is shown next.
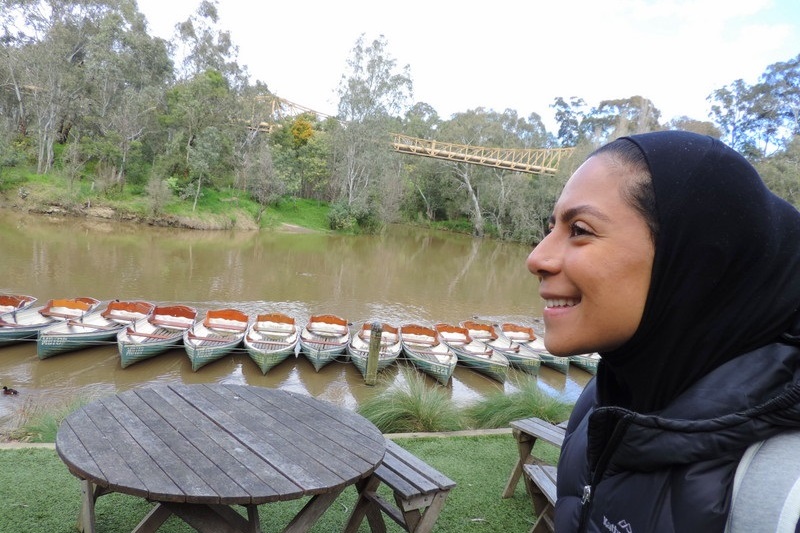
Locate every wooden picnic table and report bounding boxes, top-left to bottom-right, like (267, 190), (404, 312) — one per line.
(55, 384), (386, 533)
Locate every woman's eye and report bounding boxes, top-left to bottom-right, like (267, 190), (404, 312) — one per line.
(569, 223), (591, 237)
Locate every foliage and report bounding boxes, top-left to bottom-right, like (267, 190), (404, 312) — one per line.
(7, 395), (90, 443)
(357, 370), (465, 433)
(465, 377), (574, 429)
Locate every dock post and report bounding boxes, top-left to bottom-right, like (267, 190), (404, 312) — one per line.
(365, 322), (382, 386)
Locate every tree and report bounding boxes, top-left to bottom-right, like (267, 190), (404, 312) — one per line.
(581, 96), (662, 142)
(551, 96), (586, 146)
(708, 79), (754, 154)
(330, 34), (412, 228)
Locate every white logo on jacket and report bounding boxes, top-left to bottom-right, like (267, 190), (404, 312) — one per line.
(603, 516), (633, 533)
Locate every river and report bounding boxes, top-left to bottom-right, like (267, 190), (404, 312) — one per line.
(0, 210), (590, 431)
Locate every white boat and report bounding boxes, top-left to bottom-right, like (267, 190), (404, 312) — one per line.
(435, 323), (509, 383)
(400, 323), (458, 386)
(117, 304), (198, 368)
(461, 320), (541, 375)
(0, 294), (37, 314)
(569, 353), (601, 375)
(184, 308), (249, 371)
(0, 297), (100, 347)
(347, 322), (402, 379)
(498, 322), (570, 374)
(38, 300), (155, 359)
(299, 314), (350, 371)
(243, 312), (299, 374)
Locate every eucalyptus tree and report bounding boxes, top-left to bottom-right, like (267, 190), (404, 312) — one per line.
(331, 34), (412, 227)
(0, 0), (171, 176)
(551, 96), (586, 146)
(708, 79), (754, 155)
(399, 102), (450, 221)
(581, 95), (662, 142)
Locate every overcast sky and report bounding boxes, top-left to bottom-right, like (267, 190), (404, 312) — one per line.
(135, 0), (800, 131)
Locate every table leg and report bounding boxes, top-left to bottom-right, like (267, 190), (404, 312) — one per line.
(131, 503), (172, 533)
(502, 428), (537, 498)
(157, 502), (255, 533)
(77, 479), (111, 533)
(282, 488), (345, 533)
(78, 480), (96, 533)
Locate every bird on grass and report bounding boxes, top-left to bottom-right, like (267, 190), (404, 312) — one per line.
(2, 386), (19, 395)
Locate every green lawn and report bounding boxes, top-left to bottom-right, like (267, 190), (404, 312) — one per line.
(0, 435), (560, 532)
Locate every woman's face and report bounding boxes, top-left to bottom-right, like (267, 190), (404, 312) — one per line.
(527, 155), (655, 356)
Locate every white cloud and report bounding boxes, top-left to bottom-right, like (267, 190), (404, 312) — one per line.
(137, 0), (800, 130)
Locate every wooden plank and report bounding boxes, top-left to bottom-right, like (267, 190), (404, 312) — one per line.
(137, 386), (300, 502)
(510, 418), (565, 448)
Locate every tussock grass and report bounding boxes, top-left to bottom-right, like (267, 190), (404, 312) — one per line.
(358, 370), (465, 433)
(5, 395), (91, 443)
(466, 376), (573, 429)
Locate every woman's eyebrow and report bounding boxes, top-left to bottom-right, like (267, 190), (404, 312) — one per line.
(558, 205), (611, 223)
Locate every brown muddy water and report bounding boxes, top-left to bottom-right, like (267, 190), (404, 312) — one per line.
(0, 211), (590, 431)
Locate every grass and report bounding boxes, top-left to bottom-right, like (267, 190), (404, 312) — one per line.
(358, 370), (466, 433)
(357, 370), (573, 434)
(0, 433), (559, 532)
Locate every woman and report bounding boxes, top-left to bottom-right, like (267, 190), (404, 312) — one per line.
(527, 130), (800, 532)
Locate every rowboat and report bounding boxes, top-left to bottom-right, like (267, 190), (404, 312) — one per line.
(184, 308), (249, 371)
(299, 314), (351, 371)
(347, 322), (402, 379)
(0, 297), (100, 347)
(399, 323), (458, 386)
(38, 300), (155, 359)
(0, 294), (37, 314)
(569, 353), (601, 375)
(434, 323), (509, 383)
(461, 320), (541, 375)
(243, 312), (299, 374)
(117, 304), (198, 368)
(498, 322), (570, 374)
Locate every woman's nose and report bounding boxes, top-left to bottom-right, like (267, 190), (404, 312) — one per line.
(527, 234), (558, 276)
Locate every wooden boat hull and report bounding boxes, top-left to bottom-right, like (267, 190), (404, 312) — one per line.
(0, 297), (100, 347)
(299, 314), (350, 372)
(38, 300), (153, 359)
(117, 305), (198, 368)
(461, 320), (540, 375)
(347, 323), (402, 379)
(499, 322), (570, 374)
(400, 324), (457, 385)
(436, 323), (509, 383)
(184, 308), (249, 371)
(569, 353), (601, 375)
(243, 313), (298, 374)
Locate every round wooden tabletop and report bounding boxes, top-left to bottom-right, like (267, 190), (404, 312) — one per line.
(55, 384), (386, 505)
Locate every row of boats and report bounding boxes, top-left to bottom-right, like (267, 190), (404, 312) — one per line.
(0, 294), (600, 385)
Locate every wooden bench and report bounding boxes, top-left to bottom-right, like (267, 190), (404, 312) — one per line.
(523, 464), (557, 533)
(344, 439), (456, 533)
(502, 417), (566, 499)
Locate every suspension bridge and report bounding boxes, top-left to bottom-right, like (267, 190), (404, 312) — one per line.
(256, 96), (574, 175)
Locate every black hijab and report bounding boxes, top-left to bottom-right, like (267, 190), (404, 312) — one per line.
(596, 130), (800, 413)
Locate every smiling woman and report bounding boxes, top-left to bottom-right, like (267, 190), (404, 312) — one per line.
(530, 130), (800, 533)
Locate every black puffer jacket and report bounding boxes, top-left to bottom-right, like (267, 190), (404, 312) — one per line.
(555, 322), (800, 533)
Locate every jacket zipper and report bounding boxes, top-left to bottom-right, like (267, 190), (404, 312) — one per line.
(577, 418), (630, 532)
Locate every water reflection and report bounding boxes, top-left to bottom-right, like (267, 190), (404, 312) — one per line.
(0, 211), (591, 429)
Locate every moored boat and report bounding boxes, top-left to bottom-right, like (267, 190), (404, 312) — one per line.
(461, 320), (541, 375)
(569, 352), (601, 375)
(117, 304), (198, 368)
(399, 323), (458, 386)
(0, 294), (37, 314)
(435, 323), (509, 383)
(184, 308), (249, 371)
(299, 314), (351, 371)
(347, 322), (402, 379)
(0, 297), (100, 347)
(243, 312), (299, 374)
(498, 322), (570, 374)
(38, 300), (155, 359)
